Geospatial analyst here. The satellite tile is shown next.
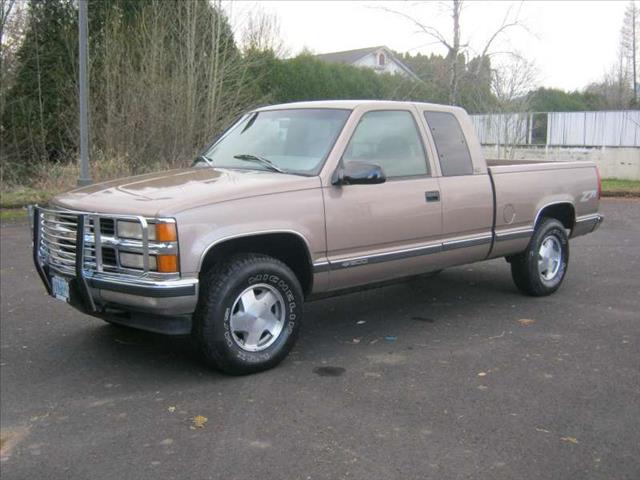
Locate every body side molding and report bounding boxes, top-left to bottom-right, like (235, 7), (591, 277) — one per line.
(317, 232), (495, 273)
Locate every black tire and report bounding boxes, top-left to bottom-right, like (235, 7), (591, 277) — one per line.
(510, 218), (569, 297)
(192, 253), (303, 375)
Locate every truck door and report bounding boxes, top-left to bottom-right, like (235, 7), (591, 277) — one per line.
(419, 109), (494, 266)
(323, 108), (443, 291)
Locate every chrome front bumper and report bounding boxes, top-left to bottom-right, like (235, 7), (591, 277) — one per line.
(31, 206), (198, 330)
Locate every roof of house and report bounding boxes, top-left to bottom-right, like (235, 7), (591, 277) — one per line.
(314, 46), (387, 64)
(314, 46), (421, 81)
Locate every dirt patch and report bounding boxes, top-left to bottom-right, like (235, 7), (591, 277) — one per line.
(0, 426), (30, 462)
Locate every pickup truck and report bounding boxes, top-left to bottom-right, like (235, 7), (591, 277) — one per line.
(31, 100), (603, 374)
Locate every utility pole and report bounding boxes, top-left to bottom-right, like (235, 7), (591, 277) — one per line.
(77, 0), (91, 186)
(633, 2), (638, 102)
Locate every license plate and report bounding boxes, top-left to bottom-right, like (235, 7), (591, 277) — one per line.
(51, 276), (70, 302)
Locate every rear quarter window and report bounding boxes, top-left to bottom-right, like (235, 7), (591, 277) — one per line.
(424, 111), (473, 176)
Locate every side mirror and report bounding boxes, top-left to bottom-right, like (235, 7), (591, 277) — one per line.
(332, 161), (386, 185)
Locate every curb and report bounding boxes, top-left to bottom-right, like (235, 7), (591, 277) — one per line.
(601, 191), (640, 198)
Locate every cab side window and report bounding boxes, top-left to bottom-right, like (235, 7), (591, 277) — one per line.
(424, 111), (473, 176)
(343, 110), (429, 178)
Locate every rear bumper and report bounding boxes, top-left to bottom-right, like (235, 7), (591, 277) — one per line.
(31, 206), (198, 333)
(572, 213), (604, 238)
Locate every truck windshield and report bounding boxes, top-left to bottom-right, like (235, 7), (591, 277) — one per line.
(202, 108), (351, 175)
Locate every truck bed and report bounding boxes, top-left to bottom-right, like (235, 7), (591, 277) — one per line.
(485, 157), (600, 260)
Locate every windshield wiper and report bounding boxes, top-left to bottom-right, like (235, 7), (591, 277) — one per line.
(233, 154), (286, 173)
(194, 155), (214, 167)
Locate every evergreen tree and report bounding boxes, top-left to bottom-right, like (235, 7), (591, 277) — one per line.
(2, 0), (77, 169)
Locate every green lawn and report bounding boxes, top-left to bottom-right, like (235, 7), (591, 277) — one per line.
(1, 188), (57, 209)
(601, 178), (640, 195)
(0, 208), (28, 223)
(1, 188), (52, 224)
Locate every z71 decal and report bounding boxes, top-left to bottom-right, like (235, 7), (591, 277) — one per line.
(580, 190), (597, 202)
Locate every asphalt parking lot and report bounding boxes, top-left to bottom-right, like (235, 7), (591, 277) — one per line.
(1, 198), (639, 480)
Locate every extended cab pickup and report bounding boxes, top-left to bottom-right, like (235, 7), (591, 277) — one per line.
(32, 100), (603, 374)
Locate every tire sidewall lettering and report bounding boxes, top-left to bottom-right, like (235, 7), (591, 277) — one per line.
(223, 307), (234, 347)
(227, 268), (299, 363)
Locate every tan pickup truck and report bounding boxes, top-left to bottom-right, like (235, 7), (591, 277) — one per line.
(32, 100), (603, 374)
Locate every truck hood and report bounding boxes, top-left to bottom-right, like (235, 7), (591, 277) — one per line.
(52, 167), (321, 217)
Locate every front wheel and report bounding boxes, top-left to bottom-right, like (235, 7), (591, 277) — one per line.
(192, 253), (303, 375)
(510, 218), (569, 296)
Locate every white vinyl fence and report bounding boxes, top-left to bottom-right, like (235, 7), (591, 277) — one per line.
(471, 110), (640, 147)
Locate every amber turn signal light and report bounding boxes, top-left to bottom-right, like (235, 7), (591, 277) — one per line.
(157, 254), (178, 273)
(155, 223), (177, 242)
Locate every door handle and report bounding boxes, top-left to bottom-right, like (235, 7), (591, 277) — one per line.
(425, 191), (440, 202)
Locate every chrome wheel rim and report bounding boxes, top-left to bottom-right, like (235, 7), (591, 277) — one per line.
(538, 235), (562, 281)
(229, 283), (286, 352)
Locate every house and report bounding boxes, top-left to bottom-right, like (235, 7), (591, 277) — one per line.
(314, 46), (420, 81)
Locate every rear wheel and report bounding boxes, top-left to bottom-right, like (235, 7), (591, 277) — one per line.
(192, 253), (303, 375)
(510, 218), (569, 296)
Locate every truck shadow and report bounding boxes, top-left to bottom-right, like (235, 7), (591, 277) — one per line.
(51, 261), (524, 383)
(298, 264), (521, 351)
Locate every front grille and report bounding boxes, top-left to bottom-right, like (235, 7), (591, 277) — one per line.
(102, 247), (117, 267)
(100, 218), (115, 235)
(40, 212), (112, 275)
(40, 211), (83, 274)
(35, 207), (178, 279)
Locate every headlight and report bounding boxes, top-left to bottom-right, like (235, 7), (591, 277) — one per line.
(116, 220), (177, 242)
(116, 219), (179, 273)
(119, 252), (157, 270)
(117, 220), (154, 240)
(119, 252), (179, 273)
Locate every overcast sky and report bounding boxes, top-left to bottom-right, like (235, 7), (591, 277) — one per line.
(225, 1), (629, 92)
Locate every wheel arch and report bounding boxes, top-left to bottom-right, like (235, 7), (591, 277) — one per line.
(198, 231), (315, 296)
(534, 201), (576, 231)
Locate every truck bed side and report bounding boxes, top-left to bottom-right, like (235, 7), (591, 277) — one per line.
(487, 160), (601, 259)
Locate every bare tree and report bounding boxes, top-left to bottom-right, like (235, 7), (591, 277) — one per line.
(0, 0), (16, 139)
(0, 0), (16, 46)
(240, 7), (286, 57)
(1, 0), (26, 95)
(492, 54), (537, 110)
(586, 61), (635, 110)
(620, 1), (639, 102)
(586, 3), (639, 110)
(379, 0), (526, 105)
(490, 53), (538, 158)
(93, 0), (261, 172)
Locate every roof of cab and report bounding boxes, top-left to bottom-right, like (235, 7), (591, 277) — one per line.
(255, 99), (464, 113)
